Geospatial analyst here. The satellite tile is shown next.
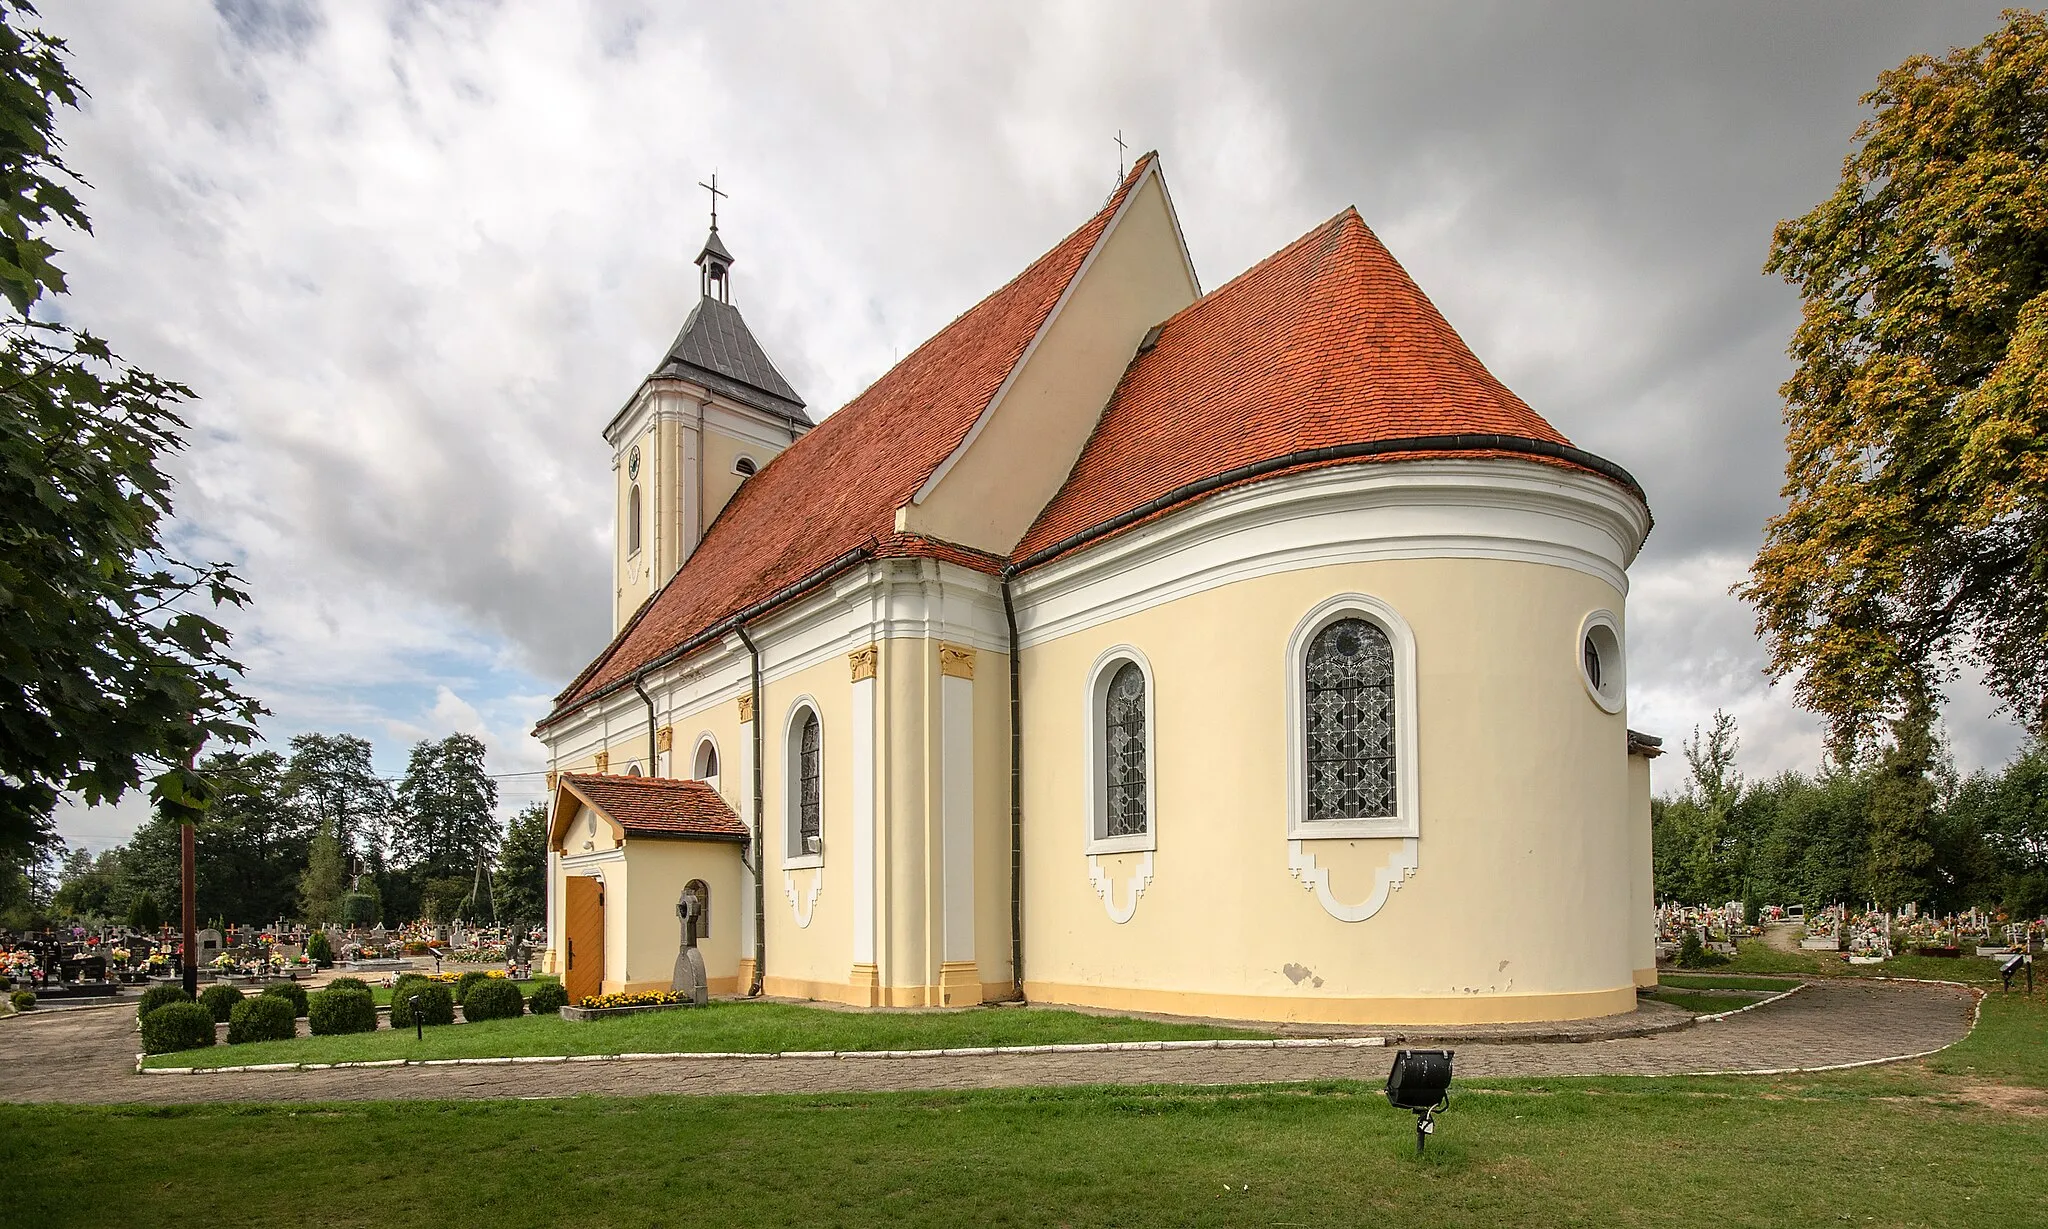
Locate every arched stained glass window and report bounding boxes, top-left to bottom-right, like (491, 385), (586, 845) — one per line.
(1305, 617), (1396, 821)
(797, 710), (821, 848)
(1103, 661), (1147, 837)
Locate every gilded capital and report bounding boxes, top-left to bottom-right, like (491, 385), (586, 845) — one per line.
(737, 694), (755, 723)
(655, 725), (674, 753)
(593, 750), (610, 774)
(939, 643), (976, 680)
(849, 645), (879, 682)
(544, 770), (558, 792)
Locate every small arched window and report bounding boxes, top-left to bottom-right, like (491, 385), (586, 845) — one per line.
(1304, 617), (1396, 821)
(733, 456), (758, 477)
(1103, 662), (1147, 837)
(694, 739), (719, 781)
(626, 763), (643, 778)
(683, 878), (709, 938)
(627, 484), (643, 556)
(783, 702), (824, 864)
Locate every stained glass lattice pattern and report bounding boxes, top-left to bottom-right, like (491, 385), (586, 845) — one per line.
(1305, 617), (1396, 821)
(798, 711), (822, 843)
(1103, 661), (1147, 837)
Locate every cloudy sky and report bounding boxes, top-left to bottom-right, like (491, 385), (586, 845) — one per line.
(45, 1), (2032, 851)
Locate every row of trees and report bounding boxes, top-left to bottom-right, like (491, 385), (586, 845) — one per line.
(31, 732), (547, 934)
(1652, 710), (2048, 919)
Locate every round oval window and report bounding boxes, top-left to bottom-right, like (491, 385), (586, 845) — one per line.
(1578, 614), (1624, 713)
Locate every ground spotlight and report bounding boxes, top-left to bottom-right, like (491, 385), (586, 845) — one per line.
(1385, 1048), (1453, 1155)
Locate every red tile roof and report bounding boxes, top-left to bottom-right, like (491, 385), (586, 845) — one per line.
(560, 774), (749, 842)
(548, 157), (1155, 721)
(1015, 207), (1636, 564)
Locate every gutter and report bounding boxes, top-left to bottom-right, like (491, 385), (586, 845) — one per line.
(735, 623), (767, 997)
(1008, 434), (1648, 575)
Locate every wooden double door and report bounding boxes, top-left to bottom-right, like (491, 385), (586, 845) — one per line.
(564, 875), (605, 1005)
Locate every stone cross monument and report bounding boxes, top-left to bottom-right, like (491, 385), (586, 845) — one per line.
(671, 890), (709, 1006)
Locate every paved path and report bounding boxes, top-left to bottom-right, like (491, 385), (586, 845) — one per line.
(0, 980), (1976, 1106)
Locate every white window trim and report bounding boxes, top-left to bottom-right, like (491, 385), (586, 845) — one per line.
(1285, 592), (1420, 841)
(781, 695), (824, 869)
(732, 454), (760, 476)
(692, 731), (722, 790)
(1578, 609), (1626, 714)
(1082, 644), (1158, 856)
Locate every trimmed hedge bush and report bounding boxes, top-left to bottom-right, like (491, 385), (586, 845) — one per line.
(307, 988), (377, 1036)
(199, 983), (245, 1023)
(140, 1002), (215, 1054)
(10, 989), (35, 1011)
(261, 981), (309, 1017)
(455, 970), (493, 1003)
(137, 983), (190, 1020)
(324, 976), (371, 995)
(460, 977), (524, 1021)
(389, 982), (454, 1029)
(227, 995), (296, 1044)
(526, 981), (568, 1015)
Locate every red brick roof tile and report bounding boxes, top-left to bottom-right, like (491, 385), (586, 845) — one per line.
(560, 774), (748, 842)
(548, 158), (1156, 720)
(1015, 208), (1624, 563)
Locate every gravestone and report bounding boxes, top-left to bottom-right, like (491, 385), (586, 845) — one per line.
(449, 922), (469, 951)
(195, 928), (223, 965)
(670, 891), (709, 1006)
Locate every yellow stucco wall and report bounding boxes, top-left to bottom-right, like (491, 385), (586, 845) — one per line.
(1629, 753), (1657, 987)
(756, 651), (859, 999)
(902, 172), (1199, 554)
(1018, 556), (1637, 1025)
(617, 840), (743, 995)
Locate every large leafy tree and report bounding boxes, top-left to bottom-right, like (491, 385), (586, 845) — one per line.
(393, 734), (500, 880)
(0, 1), (259, 864)
(282, 734), (392, 866)
(1744, 11), (2048, 749)
(495, 801), (548, 929)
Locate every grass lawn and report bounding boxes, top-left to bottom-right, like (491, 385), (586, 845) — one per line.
(1642, 988), (1765, 1015)
(10, 991), (2044, 1226)
(1712, 941), (2007, 982)
(140, 1000), (1274, 1068)
(1653, 973), (1804, 992)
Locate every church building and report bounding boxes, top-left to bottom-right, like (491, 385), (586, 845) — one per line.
(537, 154), (1660, 1025)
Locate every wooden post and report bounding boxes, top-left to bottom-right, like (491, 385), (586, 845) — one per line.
(180, 821), (197, 1000)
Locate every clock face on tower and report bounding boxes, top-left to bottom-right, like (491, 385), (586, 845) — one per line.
(628, 445), (641, 481)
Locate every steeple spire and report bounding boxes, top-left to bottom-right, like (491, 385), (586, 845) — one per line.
(695, 173), (734, 303)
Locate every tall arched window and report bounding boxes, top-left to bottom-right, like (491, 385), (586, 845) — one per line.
(1104, 662), (1147, 837)
(627, 484), (643, 556)
(1304, 617), (1396, 821)
(783, 701), (824, 864)
(693, 739), (719, 781)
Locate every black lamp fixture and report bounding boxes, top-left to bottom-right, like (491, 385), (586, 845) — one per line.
(1385, 1048), (1454, 1155)
(2000, 953), (2033, 995)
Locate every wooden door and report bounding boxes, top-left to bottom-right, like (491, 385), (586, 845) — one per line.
(564, 876), (604, 1005)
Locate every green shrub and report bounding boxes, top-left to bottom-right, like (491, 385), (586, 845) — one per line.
(526, 981), (568, 1015)
(137, 983), (190, 1020)
(199, 983), (245, 1022)
(324, 976), (370, 995)
(389, 982), (454, 1029)
(461, 977), (524, 1021)
(140, 1002), (215, 1054)
(10, 989), (34, 1011)
(261, 981), (309, 1017)
(0, 974), (12, 990)
(306, 930), (334, 967)
(227, 995), (297, 1044)
(455, 970), (493, 1003)
(307, 988), (377, 1036)
(1676, 931), (1729, 970)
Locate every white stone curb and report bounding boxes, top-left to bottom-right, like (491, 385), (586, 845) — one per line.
(1690, 981), (1807, 1022)
(137, 1033), (1388, 1075)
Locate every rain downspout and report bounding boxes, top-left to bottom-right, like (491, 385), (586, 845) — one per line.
(736, 623), (767, 997)
(1001, 576), (1023, 1001)
(632, 678), (657, 777)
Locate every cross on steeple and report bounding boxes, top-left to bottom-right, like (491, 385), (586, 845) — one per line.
(694, 172), (735, 302)
(1114, 130), (1128, 181)
(699, 172), (727, 229)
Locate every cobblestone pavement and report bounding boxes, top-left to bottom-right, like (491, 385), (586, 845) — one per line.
(0, 980), (1976, 1106)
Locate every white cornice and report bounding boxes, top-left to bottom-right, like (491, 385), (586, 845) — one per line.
(1010, 458), (1648, 650)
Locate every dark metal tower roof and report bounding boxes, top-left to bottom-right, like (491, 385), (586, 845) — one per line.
(652, 294), (810, 426)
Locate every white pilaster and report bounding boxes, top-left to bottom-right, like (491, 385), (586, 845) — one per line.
(738, 707), (758, 958)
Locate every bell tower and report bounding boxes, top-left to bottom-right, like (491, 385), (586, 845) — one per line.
(604, 178), (812, 632)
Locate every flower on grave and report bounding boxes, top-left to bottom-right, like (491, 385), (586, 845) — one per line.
(110, 948), (131, 963)
(211, 953), (235, 971)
